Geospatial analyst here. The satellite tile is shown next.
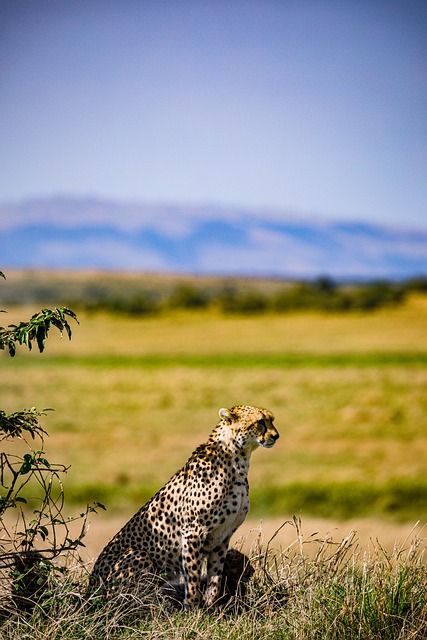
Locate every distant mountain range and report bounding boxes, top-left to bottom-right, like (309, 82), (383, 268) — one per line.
(1, 196), (426, 279)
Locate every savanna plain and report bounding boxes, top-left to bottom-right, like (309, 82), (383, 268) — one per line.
(1, 279), (427, 638)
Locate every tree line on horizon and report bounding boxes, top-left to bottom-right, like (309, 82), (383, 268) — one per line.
(79, 276), (427, 316)
(1, 273), (426, 316)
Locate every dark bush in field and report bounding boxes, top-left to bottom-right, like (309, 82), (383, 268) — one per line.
(349, 280), (405, 310)
(217, 287), (269, 313)
(168, 284), (210, 309)
(403, 275), (427, 292)
(272, 278), (405, 313)
(85, 292), (160, 316)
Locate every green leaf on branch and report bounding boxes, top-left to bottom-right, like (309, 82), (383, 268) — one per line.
(0, 408), (51, 439)
(39, 526), (49, 541)
(93, 500), (107, 511)
(0, 307), (78, 357)
(20, 454), (35, 475)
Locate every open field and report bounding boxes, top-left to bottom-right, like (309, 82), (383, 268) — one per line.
(1, 288), (427, 638)
(2, 292), (427, 542)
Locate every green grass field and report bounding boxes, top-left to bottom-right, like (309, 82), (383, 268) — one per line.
(2, 295), (427, 522)
(1, 289), (427, 638)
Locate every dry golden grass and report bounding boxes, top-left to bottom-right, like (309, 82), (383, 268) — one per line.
(2, 361), (427, 491)
(1, 513), (426, 640)
(4, 293), (427, 357)
(2, 295), (426, 552)
(76, 512), (426, 566)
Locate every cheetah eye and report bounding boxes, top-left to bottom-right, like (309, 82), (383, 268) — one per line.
(256, 420), (267, 433)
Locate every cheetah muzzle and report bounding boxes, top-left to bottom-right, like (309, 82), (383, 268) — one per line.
(90, 405), (279, 608)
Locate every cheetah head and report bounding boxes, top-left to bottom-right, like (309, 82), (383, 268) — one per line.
(219, 405), (280, 451)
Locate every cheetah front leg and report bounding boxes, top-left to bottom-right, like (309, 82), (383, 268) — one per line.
(204, 540), (229, 608)
(181, 528), (204, 608)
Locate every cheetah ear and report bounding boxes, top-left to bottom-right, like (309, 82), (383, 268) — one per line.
(219, 407), (233, 422)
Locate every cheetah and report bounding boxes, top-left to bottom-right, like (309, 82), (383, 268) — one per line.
(90, 405), (279, 608)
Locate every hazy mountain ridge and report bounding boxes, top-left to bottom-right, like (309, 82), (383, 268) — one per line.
(1, 197), (426, 278)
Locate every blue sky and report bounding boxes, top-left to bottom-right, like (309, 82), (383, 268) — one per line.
(1, 0), (426, 229)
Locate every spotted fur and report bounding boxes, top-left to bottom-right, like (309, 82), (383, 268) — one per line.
(90, 405), (279, 608)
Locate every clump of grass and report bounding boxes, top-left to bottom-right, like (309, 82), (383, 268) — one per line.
(0, 518), (425, 639)
(252, 517), (427, 639)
